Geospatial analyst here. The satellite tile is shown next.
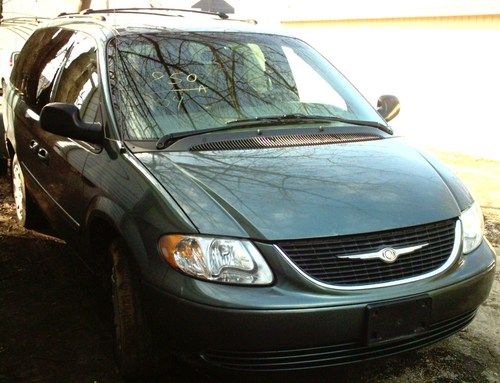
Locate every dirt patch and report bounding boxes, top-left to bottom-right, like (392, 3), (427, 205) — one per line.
(0, 153), (498, 382)
(485, 214), (500, 249)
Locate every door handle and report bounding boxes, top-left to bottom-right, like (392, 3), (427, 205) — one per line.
(29, 139), (39, 151)
(37, 147), (49, 163)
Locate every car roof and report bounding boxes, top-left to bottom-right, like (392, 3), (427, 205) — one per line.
(39, 8), (291, 43)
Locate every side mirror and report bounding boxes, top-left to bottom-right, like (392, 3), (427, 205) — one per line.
(40, 103), (102, 144)
(377, 95), (400, 122)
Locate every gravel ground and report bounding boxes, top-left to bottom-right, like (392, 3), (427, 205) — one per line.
(0, 154), (498, 383)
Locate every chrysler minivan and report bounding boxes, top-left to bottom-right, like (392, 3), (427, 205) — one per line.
(2, 8), (495, 380)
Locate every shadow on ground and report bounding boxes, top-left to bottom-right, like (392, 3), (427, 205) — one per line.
(0, 231), (118, 382)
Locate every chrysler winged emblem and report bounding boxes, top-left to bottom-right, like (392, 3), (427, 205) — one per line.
(337, 243), (429, 264)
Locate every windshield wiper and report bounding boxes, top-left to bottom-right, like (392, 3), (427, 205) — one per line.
(226, 113), (392, 134)
(226, 113), (339, 126)
(156, 113), (391, 149)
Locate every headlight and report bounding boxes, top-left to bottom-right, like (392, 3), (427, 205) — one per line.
(158, 235), (273, 285)
(460, 202), (484, 254)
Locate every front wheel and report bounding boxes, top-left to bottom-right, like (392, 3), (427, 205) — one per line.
(110, 238), (156, 381)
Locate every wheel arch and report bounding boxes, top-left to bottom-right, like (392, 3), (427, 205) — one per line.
(84, 195), (146, 277)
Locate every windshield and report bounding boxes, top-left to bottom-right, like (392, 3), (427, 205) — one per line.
(108, 32), (385, 140)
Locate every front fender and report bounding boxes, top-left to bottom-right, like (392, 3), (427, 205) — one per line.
(84, 195), (151, 273)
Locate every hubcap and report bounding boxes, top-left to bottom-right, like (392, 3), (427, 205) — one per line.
(12, 162), (25, 222)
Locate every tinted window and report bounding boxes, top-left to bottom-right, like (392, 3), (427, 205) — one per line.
(36, 37), (71, 104)
(9, 29), (45, 89)
(53, 33), (101, 124)
(11, 27), (74, 112)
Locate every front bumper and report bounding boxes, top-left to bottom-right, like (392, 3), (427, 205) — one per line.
(201, 309), (477, 370)
(143, 240), (495, 371)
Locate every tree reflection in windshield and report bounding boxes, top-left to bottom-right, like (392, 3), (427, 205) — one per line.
(107, 32), (383, 140)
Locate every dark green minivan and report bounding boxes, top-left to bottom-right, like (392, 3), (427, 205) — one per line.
(2, 8), (495, 380)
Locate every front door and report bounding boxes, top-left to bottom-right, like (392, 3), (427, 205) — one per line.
(31, 32), (102, 242)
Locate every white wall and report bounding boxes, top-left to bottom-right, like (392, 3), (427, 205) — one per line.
(285, 24), (500, 160)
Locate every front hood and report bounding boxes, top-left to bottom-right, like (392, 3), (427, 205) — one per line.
(136, 138), (462, 240)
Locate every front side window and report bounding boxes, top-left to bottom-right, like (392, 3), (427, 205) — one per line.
(108, 32), (385, 140)
(53, 33), (100, 124)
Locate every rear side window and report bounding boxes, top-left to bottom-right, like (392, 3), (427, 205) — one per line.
(53, 33), (101, 124)
(11, 27), (74, 113)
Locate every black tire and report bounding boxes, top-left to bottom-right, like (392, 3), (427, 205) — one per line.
(0, 157), (7, 178)
(11, 154), (42, 229)
(110, 238), (156, 381)
(0, 115), (7, 177)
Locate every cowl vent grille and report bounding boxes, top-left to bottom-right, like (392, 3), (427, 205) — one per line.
(190, 133), (381, 151)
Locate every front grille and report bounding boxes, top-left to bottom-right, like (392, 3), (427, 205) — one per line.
(277, 219), (457, 287)
(190, 133), (381, 151)
(202, 309), (476, 371)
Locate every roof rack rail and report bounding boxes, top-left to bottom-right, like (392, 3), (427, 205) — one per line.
(57, 13), (107, 22)
(58, 7), (229, 20)
(0, 16), (49, 26)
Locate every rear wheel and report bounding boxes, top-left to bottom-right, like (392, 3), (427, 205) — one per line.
(0, 157), (7, 177)
(110, 238), (156, 381)
(11, 154), (41, 228)
(0, 116), (7, 177)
